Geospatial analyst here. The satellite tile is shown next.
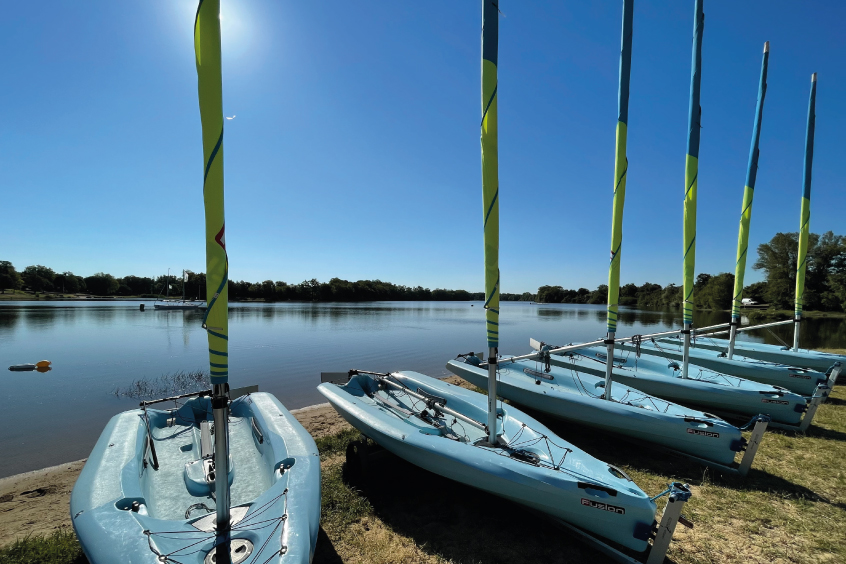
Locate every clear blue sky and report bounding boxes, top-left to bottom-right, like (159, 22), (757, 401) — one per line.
(2, 1), (844, 294)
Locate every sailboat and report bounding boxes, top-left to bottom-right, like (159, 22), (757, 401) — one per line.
(319, 3), (691, 559)
(627, 48), (840, 394)
(662, 73), (846, 375)
(451, 0), (769, 476)
(71, 3), (321, 562)
(155, 269), (206, 310)
(545, 1), (825, 431)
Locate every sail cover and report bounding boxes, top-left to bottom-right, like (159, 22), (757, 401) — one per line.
(795, 74), (817, 320)
(731, 43), (769, 321)
(606, 0), (633, 335)
(682, 0), (704, 326)
(481, 0), (499, 349)
(195, 0), (229, 385)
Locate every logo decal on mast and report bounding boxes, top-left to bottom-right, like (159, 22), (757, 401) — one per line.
(215, 224), (226, 250)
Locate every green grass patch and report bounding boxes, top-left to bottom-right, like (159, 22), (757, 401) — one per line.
(0, 531), (85, 564)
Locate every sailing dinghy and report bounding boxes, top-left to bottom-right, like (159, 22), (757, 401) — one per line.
(448, 355), (766, 472)
(617, 337), (836, 396)
(549, 344), (810, 426)
(319, 4), (691, 560)
(660, 332), (846, 375)
(318, 370), (663, 552)
(71, 3), (321, 562)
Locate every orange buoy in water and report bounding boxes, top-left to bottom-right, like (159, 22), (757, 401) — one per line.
(35, 360), (52, 368)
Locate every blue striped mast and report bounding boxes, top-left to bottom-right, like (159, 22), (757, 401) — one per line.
(480, 0), (500, 443)
(681, 0), (704, 379)
(793, 73), (817, 351)
(727, 41), (770, 360)
(603, 0), (634, 400)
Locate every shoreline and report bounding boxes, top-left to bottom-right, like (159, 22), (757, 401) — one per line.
(0, 382), (471, 548)
(0, 400), (350, 547)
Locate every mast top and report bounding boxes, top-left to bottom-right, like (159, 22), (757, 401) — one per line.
(763, 41), (769, 53)
(811, 72), (817, 82)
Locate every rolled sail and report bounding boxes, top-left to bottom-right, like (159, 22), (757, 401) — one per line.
(795, 73), (816, 320)
(195, 0), (229, 385)
(606, 0), (633, 334)
(682, 0), (704, 325)
(481, 0), (499, 348)
(731, 42), (769, 320)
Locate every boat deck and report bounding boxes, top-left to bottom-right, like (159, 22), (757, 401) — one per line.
(144, 415), (271, 521)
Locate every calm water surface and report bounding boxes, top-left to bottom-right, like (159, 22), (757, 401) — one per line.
(1, 300), (843, 477)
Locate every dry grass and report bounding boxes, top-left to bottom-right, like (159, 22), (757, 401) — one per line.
(312, 380), (846, 564)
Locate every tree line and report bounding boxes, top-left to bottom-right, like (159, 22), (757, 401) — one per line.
(535, 231), (846, 312)
(3, 231), (843, 310)
(0, 262), (531, 302)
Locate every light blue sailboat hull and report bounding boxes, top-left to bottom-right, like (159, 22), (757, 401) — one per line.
(617, 340), (828, 396)
(447, 359), (743, 466)
(318, 371), (657, 552)
(70, 392), (321, 564)
(557, 348), (806, 425)
(658, 336), (846, 374)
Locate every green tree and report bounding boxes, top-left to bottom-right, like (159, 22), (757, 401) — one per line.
(751, 231), (846, 310)
(54, 271), (83, 293)
(84, 272), (119, 296)
(697, 272), (734, 310)
(588, 284), (608, 305)
(743, 281), (767, 304)
(0, 261), (22, 293)
(22, 265), (56, 292)
(537, 285), (564, 303)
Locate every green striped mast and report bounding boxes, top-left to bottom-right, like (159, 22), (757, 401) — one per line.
(727, 41), (770, 360)
(481, 0), (500, 443)
(681, 0), (704, 379)
(793, 73), (817, 351)
(603, 0), (634, 400)
(195, 0), (232, 546)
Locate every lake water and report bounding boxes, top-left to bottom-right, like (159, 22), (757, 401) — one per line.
(1, 300), (843, 477)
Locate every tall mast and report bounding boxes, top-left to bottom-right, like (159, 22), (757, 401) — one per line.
(603, 0), (634, 400)
(481, 0), (500, 444)
(195, 0), (231, 557)
(793, 73), (817, 351)
(727, 42), (769, 359)
(681, 0), (704, 379)
(182, 269), (186, 301)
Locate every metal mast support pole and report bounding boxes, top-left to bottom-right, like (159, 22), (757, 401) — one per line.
(487, 348), (498, 442)
(681, 0), (704, 380)
(794, 73), (816, 352)
(604, 0), (634, 400)
(212, 384), (230, 532)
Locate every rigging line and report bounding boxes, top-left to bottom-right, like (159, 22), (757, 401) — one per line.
(247, 518), (284, 564)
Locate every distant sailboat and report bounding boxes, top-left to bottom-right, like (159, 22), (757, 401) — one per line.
(154, 269), (206, 310)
